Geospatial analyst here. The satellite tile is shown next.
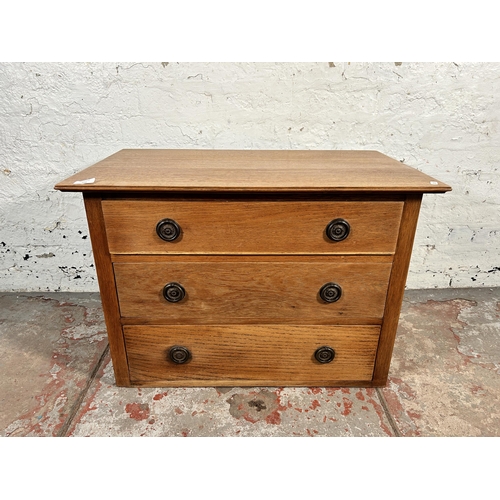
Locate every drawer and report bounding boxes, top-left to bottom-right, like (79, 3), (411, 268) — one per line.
(102, 200), (403, 254)
(124, 324), (381, 385)
(114, 259), (392, 324)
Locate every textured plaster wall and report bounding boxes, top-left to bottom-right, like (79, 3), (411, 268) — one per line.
(0, 62), (499, 292)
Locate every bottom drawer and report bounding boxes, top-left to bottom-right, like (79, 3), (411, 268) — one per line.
(123, 325), (381, 386)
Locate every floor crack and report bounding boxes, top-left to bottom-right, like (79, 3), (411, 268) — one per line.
(57, 344), (109, 437)
(376, 387), (401, 437)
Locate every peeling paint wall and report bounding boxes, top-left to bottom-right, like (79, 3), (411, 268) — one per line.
(0, 62), (499, 291)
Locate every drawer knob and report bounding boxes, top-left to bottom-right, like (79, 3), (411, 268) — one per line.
(326, 218), (350, 241)
(156, 218), (181, 241)
(163, 282), (186, 302)
(314, 346), (335, 364)
(169, 345), (191, 364)
(319, 282), (342, 303)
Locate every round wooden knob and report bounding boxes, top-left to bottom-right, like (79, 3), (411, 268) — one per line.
(156, 218), (181, 241)
(163, 282), (186, 303)
(326, 218), (350, 241)
(169, 346), (191, 364)
(319, 282), (342, 303)
(314, 346), (335, 364)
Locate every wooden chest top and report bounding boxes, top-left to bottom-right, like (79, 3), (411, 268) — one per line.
(55, 149), (451, 193)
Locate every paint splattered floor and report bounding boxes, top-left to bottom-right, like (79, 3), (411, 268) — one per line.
(1, 288), (499, 437)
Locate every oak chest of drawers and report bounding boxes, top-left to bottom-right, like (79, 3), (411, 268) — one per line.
(55, 150), (450, 387)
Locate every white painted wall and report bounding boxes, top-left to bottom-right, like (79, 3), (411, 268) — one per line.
(1, 62), (499, 292)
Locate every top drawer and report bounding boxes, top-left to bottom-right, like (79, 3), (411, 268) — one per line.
(102, 200), (403, 255)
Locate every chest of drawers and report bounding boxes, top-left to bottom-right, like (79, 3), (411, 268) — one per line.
(55, 150), (450, 387)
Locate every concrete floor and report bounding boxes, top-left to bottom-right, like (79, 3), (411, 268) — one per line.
(1, 288), (499, 437)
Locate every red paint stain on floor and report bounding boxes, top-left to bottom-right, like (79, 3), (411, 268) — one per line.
(355, 390), (365, 401)
(383, 381), (422, 435)
(407, 410), (422, 420)
(389, 378), (417, 400)
(9, 340), (82, 436)
(243, 413), (259, 424)
(125, 403), (150, 421)
(424, 299), (478, 367)
(382, 386), (406, 416)
(309, 387), (322, 395)
(265, 410), (282, 424)
(341, 398), (353, 416)
(65, 357), (107, 436)
(153, 392), (168, 401)
(266, 391), (289, 425)
(310, 400), (321, 410)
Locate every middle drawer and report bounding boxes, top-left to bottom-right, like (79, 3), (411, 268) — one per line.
(114, 258), (392, 324)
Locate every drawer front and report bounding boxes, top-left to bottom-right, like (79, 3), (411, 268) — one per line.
(124, 325), (381, 385)
(114, 260), (392, 323)
(102, 200), (403, 254)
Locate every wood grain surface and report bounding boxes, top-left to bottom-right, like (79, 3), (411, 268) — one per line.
(114, 260), (392, 323)
(83, 196), (130, 385)
(54, 149), (452, 193)
(373, 194), (423, 385)
(124, 324), (381, 385)
(102, 200), (404, 255)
